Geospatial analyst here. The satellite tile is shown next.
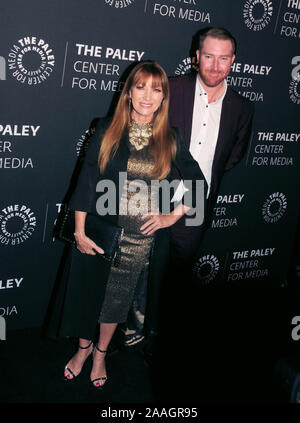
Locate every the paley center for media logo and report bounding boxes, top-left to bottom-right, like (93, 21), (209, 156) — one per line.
(104, 0), (135, 8)
(7, 36), (55, 85)
(0, 204), (37, 245)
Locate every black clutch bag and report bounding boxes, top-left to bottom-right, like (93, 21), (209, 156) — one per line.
(57, 208), (124, 267)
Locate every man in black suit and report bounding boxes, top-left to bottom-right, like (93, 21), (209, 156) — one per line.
(169, 27), (254, 263)
(158, 27), (255, 400)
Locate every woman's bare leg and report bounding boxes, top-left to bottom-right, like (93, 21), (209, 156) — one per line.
(90, 322), (118, 387)
(64, 338), (93, 379)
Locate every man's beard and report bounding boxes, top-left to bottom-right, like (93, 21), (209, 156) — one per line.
(199, 69), (228, 88)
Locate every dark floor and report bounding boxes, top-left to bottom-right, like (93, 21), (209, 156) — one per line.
(0, 327), (155, 403)
(1, 283), (300, 410)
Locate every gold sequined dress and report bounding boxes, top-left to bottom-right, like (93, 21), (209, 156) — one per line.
(99, 121), (158, 323)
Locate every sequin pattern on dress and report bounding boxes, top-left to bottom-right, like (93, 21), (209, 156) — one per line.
(99, 122), (159, 323)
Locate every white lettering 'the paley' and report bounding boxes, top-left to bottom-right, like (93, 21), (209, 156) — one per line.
(0, 125), (40, 136)
(250, 248), (275, 257)
(216, 194), (245, 204)
(0, 278), (23, 289)
(105, 48), (144, 61)
(243, 64), (272, 75)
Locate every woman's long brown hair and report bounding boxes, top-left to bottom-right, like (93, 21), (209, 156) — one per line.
(98, 61), (177, 180)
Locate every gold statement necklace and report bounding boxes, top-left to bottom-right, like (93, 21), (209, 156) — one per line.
(128, 121), (153, 150)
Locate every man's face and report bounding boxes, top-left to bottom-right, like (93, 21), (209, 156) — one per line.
(196, 36), (235, 88)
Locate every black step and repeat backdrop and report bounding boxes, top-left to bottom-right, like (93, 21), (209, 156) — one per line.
(1, 0), (299, 330)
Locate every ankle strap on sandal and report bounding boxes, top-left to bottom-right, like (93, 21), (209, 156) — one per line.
(94, 345), (107, 354)
(78, 341), (93, 349)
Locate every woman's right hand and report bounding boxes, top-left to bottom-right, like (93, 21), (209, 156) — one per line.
(74, 233), (104, 256)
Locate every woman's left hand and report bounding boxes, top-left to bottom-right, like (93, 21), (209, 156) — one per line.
(140, 213), (178, 235)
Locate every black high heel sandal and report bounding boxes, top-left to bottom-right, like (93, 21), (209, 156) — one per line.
(91, 345), (108, 390)
(64, 340), (93, 381)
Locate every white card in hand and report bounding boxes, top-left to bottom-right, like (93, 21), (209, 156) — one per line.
(171, 180), (189, 202)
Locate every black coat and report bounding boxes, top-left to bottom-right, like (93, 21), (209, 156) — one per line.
(46, 117), (205, 340)
(169, 73), (255, 221)
(168, 74), (254, 258)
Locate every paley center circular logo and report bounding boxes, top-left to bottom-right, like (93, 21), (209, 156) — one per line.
(8, 36), (55, 85)
(174, 56), (199, 76)
(104, 0), (135, 8)
(0, 204), (37, 245)
(262, 192), (287, 223)
(243, 0), (273, 31)
(193, 254), (220, 285)
(289, 56), (300, 105)
(289, 78), (300, 104)
(76, 127), (95, 157)
(174, 57), (192, 76)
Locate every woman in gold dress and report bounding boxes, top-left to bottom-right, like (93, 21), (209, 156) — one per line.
(47, 61), (204, 389)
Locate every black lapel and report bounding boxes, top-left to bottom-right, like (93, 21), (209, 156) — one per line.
(101, 131), (130, 215)
(184, 73), (197, 148)
(104, 132), (130, 178)
(211, 88), (233, 181)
